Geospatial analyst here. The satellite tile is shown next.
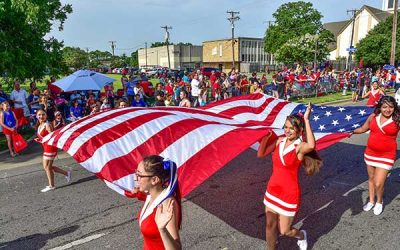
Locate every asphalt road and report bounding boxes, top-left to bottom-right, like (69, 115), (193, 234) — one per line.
(1, 99), (400, 250)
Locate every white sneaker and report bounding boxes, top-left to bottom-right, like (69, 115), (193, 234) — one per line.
(297, 230), (307, 250)
(66, 170), (72, 183)
(363, 202), (374, 211)
(41, 186), (56, 193)
(373, 202), (383, 215)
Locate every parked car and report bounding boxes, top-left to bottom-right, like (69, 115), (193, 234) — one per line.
(199, 67), (221, 78)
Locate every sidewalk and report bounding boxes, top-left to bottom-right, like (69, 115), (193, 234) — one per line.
(0, 142), (73, 171)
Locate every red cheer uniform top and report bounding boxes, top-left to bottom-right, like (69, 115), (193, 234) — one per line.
(264, 137), (302, 217)
(37, 122), (58, 160)
(364, 114), (399, 170)
(366, 89), (382, 107)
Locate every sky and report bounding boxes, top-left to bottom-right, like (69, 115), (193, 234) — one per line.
(48, 0), (381, 55)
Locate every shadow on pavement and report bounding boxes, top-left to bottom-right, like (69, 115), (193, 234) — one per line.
(63, 175), (98, 188)
(0, 225), (79, 250)
(187, 142), (400, 248)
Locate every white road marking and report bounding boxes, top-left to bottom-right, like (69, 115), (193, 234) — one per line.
(49, 232), (108, 250)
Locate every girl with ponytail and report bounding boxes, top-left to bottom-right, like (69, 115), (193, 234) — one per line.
(130, 155), (182, 250)
(257, 103), (322, 250)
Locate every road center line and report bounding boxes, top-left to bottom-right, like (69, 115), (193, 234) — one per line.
(49, 232), (108, 250)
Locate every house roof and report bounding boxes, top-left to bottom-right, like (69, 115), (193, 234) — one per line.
(324, 5), (392, 51)
(323, 20), (348, 40)
(364, 5), (391, 22)
(335, 5), (391, 37)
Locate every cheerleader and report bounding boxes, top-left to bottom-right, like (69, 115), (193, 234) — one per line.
(258, 104), (322, 250)
(128, 155), (182, 250)
(352, 96), (400, 215)
(362, 80), (385, 107)
(36, 109), (71, 192)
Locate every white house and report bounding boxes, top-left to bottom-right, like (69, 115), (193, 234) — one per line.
(325, 4), (392, 61)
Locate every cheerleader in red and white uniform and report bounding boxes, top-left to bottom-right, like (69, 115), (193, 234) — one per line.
(362, 80), (385, 107)
(128, 155), (182, 250)
(353, 96), (400, 215)
(258, 104), (322, 250)
(36, 109), (71, 193)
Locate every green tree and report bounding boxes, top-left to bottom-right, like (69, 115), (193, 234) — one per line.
(355, 15), (399, 65)
(264, 1), (326, 54)
(151, 41), (172, 48)
(275, 30), (334, 65)
(130, 51), (139, 67)
(0, 0), (72, 79)
(62, 47), (88, 71)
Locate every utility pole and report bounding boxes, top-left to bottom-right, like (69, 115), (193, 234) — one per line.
(390, 0), (398, 66)
(145, 42), (148, 68)
(346, 9), (357, 71)
(84, 47), (90, 68)
(227, 10), (240, 70)
(161, 25), (172, 69)
(109, 41), (116, 57)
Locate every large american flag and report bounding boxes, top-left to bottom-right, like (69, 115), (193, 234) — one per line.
(42, 94), (373, 197)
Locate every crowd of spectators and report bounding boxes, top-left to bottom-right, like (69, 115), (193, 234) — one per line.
(1, 65), (399, 134)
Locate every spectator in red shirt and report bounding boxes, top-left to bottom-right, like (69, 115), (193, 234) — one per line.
(47, 77), (62, 98)
(210, 71), (217, 86)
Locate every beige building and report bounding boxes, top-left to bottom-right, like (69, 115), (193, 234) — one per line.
(202, 37), (274, 73)
(138, 44), (202, 69)
(325, 4), (391, 61)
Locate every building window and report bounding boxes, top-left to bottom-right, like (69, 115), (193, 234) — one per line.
(219, 44), (223, 57)
(388, 0), (394, 9)
(242, 54), (245, 62)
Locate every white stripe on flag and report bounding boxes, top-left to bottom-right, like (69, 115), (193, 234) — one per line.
(67, 109), (168, 156)
(205, 95), (269, 114)
(54, 109), (136, 149)
(232, 98), (282, 122)
(269, 102), (301, 128)
(78, 114), (183, 173)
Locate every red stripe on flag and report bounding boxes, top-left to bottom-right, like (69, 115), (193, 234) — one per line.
(51, 108), (146, 149)
(97, 119), (220, 182)
(315, 132), (351, 151)
(200, 93), (265, 110)
(217, 97), (275, 118)
(262, 101), (290, 126)
(72, 112), (172, 163)
(177, 127), (271, 197)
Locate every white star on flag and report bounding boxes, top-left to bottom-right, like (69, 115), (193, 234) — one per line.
(352, 123), (360, 128)
(313, 115), (320, 121)
(331, 120), (339, 126)
(325, 111), (332, 117)
(358, 109), (366, 116)
(338, 128), (346, 132)
(338, 107), (345, 112)
(345, 114), (352, 121)
(318, 124), (326, 131)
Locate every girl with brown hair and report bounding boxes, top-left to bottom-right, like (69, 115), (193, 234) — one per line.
(36, 109), (71, 192)
(257, 104), (322, 250)
(129, 155), (182, 250)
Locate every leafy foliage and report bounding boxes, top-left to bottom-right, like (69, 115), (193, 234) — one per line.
(0, 0), (72, 79)
(62, 47), (88, 71)
(151, 42), (172, 48)
(355, 15), (400, 65)
(263, 1), (333, 65)
(275, 30), (334, 65)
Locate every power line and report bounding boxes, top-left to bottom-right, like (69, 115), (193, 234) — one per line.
(227, 10), (240, 69)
